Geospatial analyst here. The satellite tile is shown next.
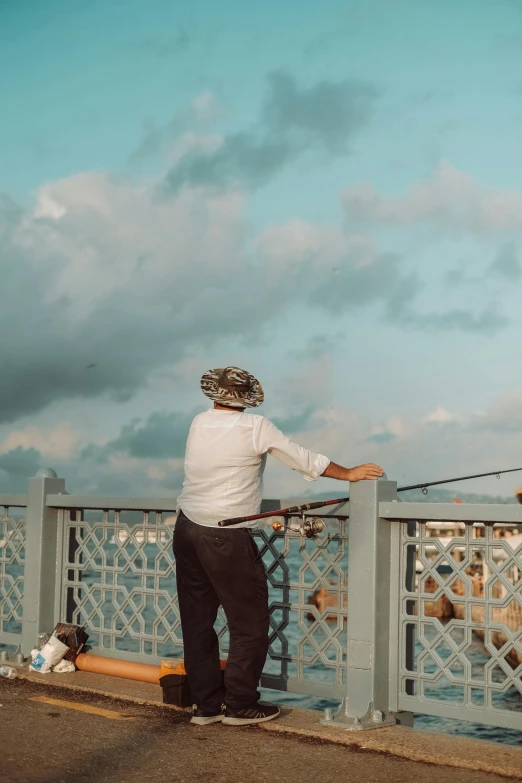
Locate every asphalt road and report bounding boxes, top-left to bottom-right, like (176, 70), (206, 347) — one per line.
(0, 679), (516, 783)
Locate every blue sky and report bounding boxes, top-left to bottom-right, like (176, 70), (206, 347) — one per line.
(1, 0), (522, 499)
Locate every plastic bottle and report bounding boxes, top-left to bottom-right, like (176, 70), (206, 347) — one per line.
(0, 665), (18, 680)
(37, 633), (49, 650)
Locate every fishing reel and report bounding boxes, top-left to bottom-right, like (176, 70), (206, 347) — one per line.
(272, 514), (326, 540)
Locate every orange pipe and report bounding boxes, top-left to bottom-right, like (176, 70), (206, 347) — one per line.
(75, 653), (161, 684)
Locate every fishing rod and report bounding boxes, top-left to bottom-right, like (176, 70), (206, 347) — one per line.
(218, 467), (522, 528)
(399, 466), (522, 493)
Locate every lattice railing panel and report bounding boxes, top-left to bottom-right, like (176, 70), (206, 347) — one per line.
(398, 521), (522, 730)
(61, 508), (349, 697)
(0, 507), (26, 640)
(255, 517), (348, 697)
(61, 509), (183, 660)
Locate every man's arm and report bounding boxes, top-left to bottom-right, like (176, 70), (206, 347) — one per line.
(321, 462), (384, 482)
(256, 419), (384, 483)
(255, 419), (329, 480)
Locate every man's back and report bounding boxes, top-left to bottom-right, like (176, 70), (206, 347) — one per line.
(177, 408), (329, 527)
(177, 408), (266, 528)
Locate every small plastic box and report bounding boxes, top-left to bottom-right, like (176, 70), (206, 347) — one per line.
(159, 658), (227, 707)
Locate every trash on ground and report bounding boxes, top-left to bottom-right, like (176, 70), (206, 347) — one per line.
(9, 644), (25, 667)
(0, 665), (18, 680)
(51, 623), (89, 662)
(37, 633), (49, 651)
(52, 659), (75, 673)
(0, 645), (25, 669)
(29, 635), (69, 673)
(26, 623), (87, 674)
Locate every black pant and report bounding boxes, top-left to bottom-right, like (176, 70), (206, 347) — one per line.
(173, 510), (269, 712)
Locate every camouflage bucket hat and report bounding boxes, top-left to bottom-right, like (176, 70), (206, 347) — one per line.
(200, 366), (264, 408)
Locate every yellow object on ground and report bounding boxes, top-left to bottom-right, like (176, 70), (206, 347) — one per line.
(159, 657), (227, 678)
(30, 695), (135, 720)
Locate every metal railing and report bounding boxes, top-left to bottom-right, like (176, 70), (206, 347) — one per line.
(0, 496), (27, 646)
(55, 502), (349, 699)
(0, 471), (521, 733)
(381, 499), (522, 732)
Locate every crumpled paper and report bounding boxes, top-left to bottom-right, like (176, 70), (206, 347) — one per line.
(52, 659), (76, 673)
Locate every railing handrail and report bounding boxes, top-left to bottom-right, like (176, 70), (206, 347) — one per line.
(44, 494), (342, 515)
(0, 494), (27, 508)
(40, 494), (522, 523)
(380, 500), (522, 523)
(46, 494), (180, 512)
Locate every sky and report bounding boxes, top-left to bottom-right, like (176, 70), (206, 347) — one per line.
(1, 0), (522, 500)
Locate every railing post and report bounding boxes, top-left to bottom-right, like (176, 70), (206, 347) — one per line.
(21, 469), (65, 655)
(321, 477), (404, 729)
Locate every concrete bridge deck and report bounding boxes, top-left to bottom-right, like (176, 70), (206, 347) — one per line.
(1, 672), (521, 783)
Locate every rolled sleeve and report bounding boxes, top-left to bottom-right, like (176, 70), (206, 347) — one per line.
(255, 418), (330, 481)
(302, 452), (330, 481)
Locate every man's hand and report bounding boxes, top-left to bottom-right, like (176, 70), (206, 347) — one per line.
(321, 462), (384, 481)
(346, 464), (384, 482)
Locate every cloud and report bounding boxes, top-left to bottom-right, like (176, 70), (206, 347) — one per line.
(163, 133), (293, 192)
(2, 389), (521, 499)
(272, 356), (337, 411)
(0, 447), (42, 492)
(367, 431), (396, 444)
(162, 71), (377, 193)
(0, 424), (81, 460)
(425, 406), (457, 425)
(0, 179), (421, 425)
(2, 144), (508, 427)
(489, 241), (521, 281)
(0, 435), (187, 497)
(0, 179), (262, 423)
(83, 409), (200, 462)
(470, 392), (522, 432)
(254, 220), (405, 308)
(444, 241), (522, 291)
(384, 276), (508, 334)
(77, 455), (185, 498)
(313, 251), (402, 308)
(388, 303), (508, 334)
(76, 449), (185, 497)
(296, 333), (345, 361)
(129, 96), (224, 166)
(255, 223), (507, 335)
(263, 395), (522, 499)
(365, 415), (406, 446)
(342, 161), (522, 234)
(263, 71), (378, 155)
(271, 405), (316, 434)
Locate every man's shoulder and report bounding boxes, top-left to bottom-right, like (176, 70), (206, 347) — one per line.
(189, 409), (273, 429)
(241, 412), (274, 429)
(190, 409), (212, 426)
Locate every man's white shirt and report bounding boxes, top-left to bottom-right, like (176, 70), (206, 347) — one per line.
(176, 408), (330, 527)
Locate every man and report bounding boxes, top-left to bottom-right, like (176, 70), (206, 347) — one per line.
(174, 366), (384, 727)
